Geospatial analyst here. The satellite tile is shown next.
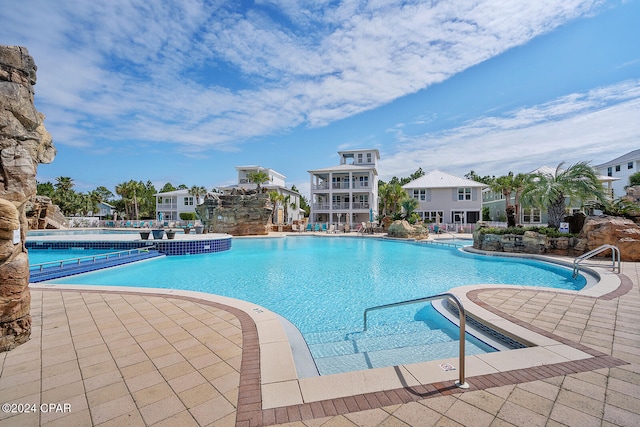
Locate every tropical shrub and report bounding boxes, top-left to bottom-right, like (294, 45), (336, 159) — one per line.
(179, 212), (197, 221)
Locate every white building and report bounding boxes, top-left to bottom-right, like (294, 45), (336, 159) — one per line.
(308, 149), (380, 226)
(595, 149), (640, 198)
(402, 170), (487, 225)
(154, 189), (198, 222)
(218, 166), (302, 224)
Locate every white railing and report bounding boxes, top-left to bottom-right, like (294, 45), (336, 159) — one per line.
(573, 244), (620, 278)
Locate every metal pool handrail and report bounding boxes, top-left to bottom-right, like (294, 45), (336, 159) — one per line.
(363, 292), (469, 389)
(30, 247), (155, 272)
(572, 244), (620, 279)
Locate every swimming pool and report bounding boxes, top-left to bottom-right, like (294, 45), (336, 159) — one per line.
(43, 236), (586, 374)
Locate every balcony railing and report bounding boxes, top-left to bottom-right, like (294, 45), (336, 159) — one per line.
(157, 203), (177, 210)
(312, 203), (370, 210)
(312, 182), (372, 191)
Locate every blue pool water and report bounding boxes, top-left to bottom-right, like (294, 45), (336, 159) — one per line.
(41, 236), (587, 374)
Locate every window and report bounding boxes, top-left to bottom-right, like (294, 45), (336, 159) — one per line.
(607, 167), (612, 177)
(366, 153), (372, 163)
(458, 187), (471, 201)
(412, 189), (426, 201)
(615, 165), (621, 172)
(424, 211), (443, 222)
(357, 153), (363, 163)
(359, 176), (369, 187)
(523, 208), (541, 223)
(629, 162), (634, 170)
(183, 197), (194, 206)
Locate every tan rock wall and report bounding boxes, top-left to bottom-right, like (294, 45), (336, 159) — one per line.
(473, 216), (640, 261)
(196, 192), (273, 236)
(0, 45), (55, 351)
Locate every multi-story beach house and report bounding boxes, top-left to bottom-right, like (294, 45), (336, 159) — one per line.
(218, 166), (302, 224)
(595, 149), (640, 198)
(402, 170), (487, 227)
(308, 149), (380, 227)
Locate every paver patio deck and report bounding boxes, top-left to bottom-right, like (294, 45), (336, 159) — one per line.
(1, 253), (639, 426)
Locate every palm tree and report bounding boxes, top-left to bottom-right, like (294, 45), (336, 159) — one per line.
(401, 198), (419, 220)
(189, 185), (208, 205)
(247, 171), (270, 191)
(520, 162), (605, 229)
(490, 172), (527, 226)
(378, 182), (407, 217)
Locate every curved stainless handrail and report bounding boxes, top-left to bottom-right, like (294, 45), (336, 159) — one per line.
(572, 244), (620, 279)
(363, 292), (469, 389)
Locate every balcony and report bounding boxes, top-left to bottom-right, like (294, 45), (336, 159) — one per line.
(157, 203), (177, 210)
(352, 202), (370, 209)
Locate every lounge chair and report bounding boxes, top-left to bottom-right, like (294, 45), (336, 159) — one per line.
(314, 223), (321, 232)
(305, 223), (312, 232)
(327, 224), (335, 234)
(321, 223), (327, 232)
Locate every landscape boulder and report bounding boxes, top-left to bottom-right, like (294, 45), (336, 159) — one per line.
(387, 220), (429, 239)
(575, 216), (640, 261)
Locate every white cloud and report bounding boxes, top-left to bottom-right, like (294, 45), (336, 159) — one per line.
(1, 0), (606, 152)
(379, 80), (640, 180)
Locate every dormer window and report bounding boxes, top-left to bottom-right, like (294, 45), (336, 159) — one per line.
(357, 153), (363, 163)
(366, 153), (372, 163)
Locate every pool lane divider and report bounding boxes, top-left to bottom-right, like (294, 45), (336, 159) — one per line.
(29, 250), (164, 282)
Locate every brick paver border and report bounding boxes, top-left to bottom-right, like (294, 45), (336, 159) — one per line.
(40, 273), (633, 427)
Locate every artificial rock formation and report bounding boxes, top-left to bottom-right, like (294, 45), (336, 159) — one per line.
(387, 220), (429, 239)
(575, 216), (640, 262)
(473, 215), (640, 261)
(1, 46), (55, 351)
(196, 190), (273, 236)
(25, 195), (67, 229)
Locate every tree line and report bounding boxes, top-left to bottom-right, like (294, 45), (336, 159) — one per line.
(36, 176), (311, 220)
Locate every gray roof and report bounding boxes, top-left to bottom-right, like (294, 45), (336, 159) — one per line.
(595, 149), (640, 168)
(402, 170), (487, 189)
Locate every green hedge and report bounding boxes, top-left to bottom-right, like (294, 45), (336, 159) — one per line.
(476, 226), (575, 238)
(179, 212), (197, 221)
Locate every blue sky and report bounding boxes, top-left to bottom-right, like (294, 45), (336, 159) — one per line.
(1, 0), (639, 198)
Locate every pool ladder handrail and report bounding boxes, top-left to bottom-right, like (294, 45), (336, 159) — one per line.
(363, 292), (469, 389)
(30, 246), (157, 272)
(572, 244), (620, 279)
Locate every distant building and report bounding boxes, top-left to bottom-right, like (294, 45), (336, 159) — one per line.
(217, 166), (302, 224)
(96, 201), (115, 219)
(155, 166), (302, 224)
(402, 170), (487, 225)
(308, 149), (380, 226)
(595, 149), (640, 198)
(154, 189), (197, 222)
(482, 166), (618, 225)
